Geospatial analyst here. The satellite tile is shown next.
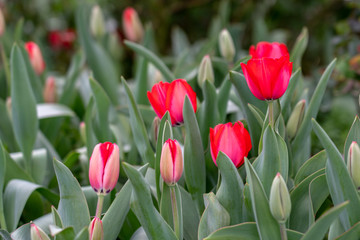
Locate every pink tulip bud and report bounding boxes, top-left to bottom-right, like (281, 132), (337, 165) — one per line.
(30, 223), (50, 240)
(89, 217), (104, 240)
(0, 8), (5, 37)
(122, 7), (144, 42)
(24, 42), (46, 75)
(160, 139), (183, 185)
(89, 142), (120, 194)
(210, 121), (252, 168)
(43, 76), (57, 103)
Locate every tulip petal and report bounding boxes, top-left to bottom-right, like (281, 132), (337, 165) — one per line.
(102, 144), (120, 193)
(241, 62), (266, 101)
(89, 144), (105, 192)
(271, 60), (293, 100)
(249, 42), (289, 59)
(147, 81), (169, 119)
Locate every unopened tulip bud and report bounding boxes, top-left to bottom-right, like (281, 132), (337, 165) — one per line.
(219, 29), (235, 62)
(122, 7), (144, 42)
(6, 97), (11, 118)
(30, 223), (50, 240)
(160, 139), (183, 185)
(80, 122), (86, 144)
(151, 116), (161, 144)
(0, 8), (5, 37)
(90, 5), (105, 39)
(24, 42), (46, 75)
(286, 100), (306, 139)
(43, 76), (57, 103)
(89, 217), (104, 240)
(269, 173), (291, 223)
(197, 55), (214, 87)
(89, 142), (120, 195)
(347, 141), (360, 189)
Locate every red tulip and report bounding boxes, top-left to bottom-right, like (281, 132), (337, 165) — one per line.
(89, 142), (120, 194)
(122, 7), (144, 42)
(160, 139), (183, 185)
(48, 29), (76, 50)
(210, 121), (252, 168)
(24, 42), (46, 75)
(43, 76), (57, 103)
(240, 55), (293, 101)
(250, 42), (289, 59)
(147, 79), (197, 125)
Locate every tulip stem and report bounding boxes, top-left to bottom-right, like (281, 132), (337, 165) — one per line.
(280, 222), (287, 240)
(0, 42), (10, 95)
(0, 198), (7, 230)
(170, 185), (180, 239)
(95, 194), (105, 219)
(268, 101), (274, 128)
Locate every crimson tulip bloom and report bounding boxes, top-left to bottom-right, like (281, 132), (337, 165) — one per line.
(210, 121), (252, 168)
(89, 142), (120, 194)
(24, 42), (46, 75)
(147, 79), (197, 125)
(160, 139), (183, 185)
(250, 42), (289, 59)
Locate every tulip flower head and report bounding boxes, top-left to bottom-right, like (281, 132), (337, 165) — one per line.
(269, 173), (291, 223)
(122, 7), (144, 42)
(347, 141), (360, 189)
(48, 29), (76, 50)
(160, 139), (183, 185)
(241, 42), (293, 101)
(89, 217), (104, 240)
(147, 79), (197, 125)
(89, 142), (120, 195)
(210, 121), (252, 168)
(0, 8), (5, 37)
(43, 76), (57, 103)
(24, 42), (46, 75)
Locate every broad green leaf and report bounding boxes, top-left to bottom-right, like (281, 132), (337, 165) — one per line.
(76, 7), (119, 105)
(53, 159), (90, 233)
(179, 186), (199, 240)
(0, 230), (12, 240)
(230, 71), (267, 154)
(172, 26), (190, 57)
(301, 201), (348, 240)
(216, 152), (244, 224)
(124, 41), (175, 82)
(52, 206), (63, 228)
(292, 59), (336, 172)
(308, 174), (330, 226)
(290, 27), (309, 70)
(11, 223), (30, 240)
(329, 218), (345, 240)
(3, 179), (59, 231)
(10, 44), (38, 172)
(89, 77), (113, 142)
(248, 103), (265, 126)
(122, 77), (155, 166)
(122, 162), (177, 240)
(294, 150), (327, 185)
(335, 222), (360, 240)
(0, 142), (6, 230)
(244, 159), (281, 240)
(343, 116), (360, 163)
(280, 68), (302, 116)
(74, 227), (89, 240)
(84, 98), (98, 156)
(198, 192), (230, 240)
(199, 80), (218, 148)
(312, 119), (360, 230)
(290, 169), (325, 232)
(4, 148), (33, 184)
(183, 97), (206, 213)
(37, 104), (76, 119)
(82, 186), (111, 217)
(50, 225), (76, 240)
(0, 99), (18, 152)
(253, 125), (288, 196)
(217, 79), (232, 122)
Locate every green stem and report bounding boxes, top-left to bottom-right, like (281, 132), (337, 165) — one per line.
(95, 194), (105, 219)
(280, 222), (287, 240)
(0, 197), (7, 230)
(170, 185), (180, 239)
(268, 101), (274, 128)
(216, 169), (221, 191)
(0, 42), (10, 96)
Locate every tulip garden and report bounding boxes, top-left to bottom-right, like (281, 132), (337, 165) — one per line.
(1, 1), (360, 240)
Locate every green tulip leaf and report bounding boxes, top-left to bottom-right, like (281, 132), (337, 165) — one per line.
(51, 206), (63, 228)
(37, 104), (76, 119)
(179, 185), (199, 240)
(122, 162), (177, 240)
(198, 192), (230, 240)
(248, 103), (265, 126)
(300, 201), (348, 240)
(11, 223), (31, 240)
(76, 6), (119, 105)
(53, 159), (90, 234)
(82, 186), (111, 217)
(290, 27), (309, 70)
(292, 59), (336, 172)
(3, 179), (59, 231)
(294, 150), (327, 185)
(0, 230), (12, 240)
(85, 97), (98, 156)
(122, 77), (155, 166)
(74, 227), (89, 240)
(328, 218), (345, 240)
(0, 141), (6, 230)
(244, 159), (281, 240)
(10, 44), (38, 172)
(50, 225), (76, 240)
(280, 68), (301, 117)
(4, 148), (33, 185)
(172, 26), (191, 58)
(343, 116), (360, 164)
(335, 222), (360, 240)
(217, 78), (232, 122)
(216, 152), (244, 224)
(183, 96), (206, 213)
(312, 119), (360, 230)
(308, 174), (330, 227)
(253, 125), (289, 196)
(124, 41), (175, 82)
(0, 99), (18, 152)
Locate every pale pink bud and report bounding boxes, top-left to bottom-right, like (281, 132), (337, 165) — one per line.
(122, 7), (144, 42)
(30, 223), (50, 240)
(89, 217), (104, 240)
(0, 8), (5, 37)
(89, 142), (120, 194)
(348, 141), (360, 189)
(43, 76), (57, 103)
(24, 42), (46, 75)
(160, 139), (183, 185)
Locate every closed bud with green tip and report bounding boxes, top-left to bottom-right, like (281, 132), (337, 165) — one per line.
(269, 173), (291, 223)
(30, 223), (50, 240)
(347, 141), (360, 189)
(197, 55), (214, 87)
(219, 29), (235, 62)
(286, 99), (305, 139)
(90, 5), (105, 39)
